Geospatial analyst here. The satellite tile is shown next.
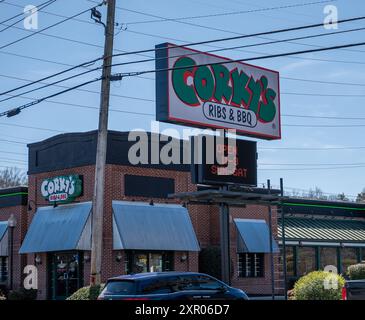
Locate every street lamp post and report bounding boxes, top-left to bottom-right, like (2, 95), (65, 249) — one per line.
(8, 214), (17, 291)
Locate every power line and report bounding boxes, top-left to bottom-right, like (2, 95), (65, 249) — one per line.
(0, 139), (27, 145)
(0, 150), (27, 156)
(125, 0), (336, 24)
(283, 124), (365, 127)
(259, 146), (365, 150)
(3, 15), (365, 99)
(3, 40), (365, 118)
(282, 114), (365, 120)
(260, 162), (365, 166)
(4, 26), (365, 103)
(259, 165), (365, 171)
(0, 122), (64, 133)
(0, 73), (155, 103)
(0, 158), (27, 163)
(7, 91), (365, 130)
(110, 0), (365, 56)
(0, 77), (102, 117)
(0, 0), (54, 24)
(0, 1), (105, 50)
(116, 40), (365, 78)
(0, 0), (56, 33)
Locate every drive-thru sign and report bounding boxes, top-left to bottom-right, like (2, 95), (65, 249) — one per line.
(156, 43), (281, 140)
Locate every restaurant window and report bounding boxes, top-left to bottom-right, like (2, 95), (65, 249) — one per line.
(0, 257), (8, 283)
(283, 246), (296, 277)
(126, 251), (174, 274)
(238, 253), (264, 278)
(341, 248), (358, 274)
(297, 247), (316, 276)
(319, 247), (338, 270)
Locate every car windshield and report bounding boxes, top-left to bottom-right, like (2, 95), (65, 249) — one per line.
(103, 280), (136, 295)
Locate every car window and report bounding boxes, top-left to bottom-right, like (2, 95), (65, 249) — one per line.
(104, 280), (136, 295)
(177, 275), (224, 291)
(196, 275), (224, 290)
(139, 277), (179, 294)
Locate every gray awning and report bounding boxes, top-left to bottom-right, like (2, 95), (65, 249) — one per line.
(112, 201), (200, 251)
(234, 218), (279, 253)
(19, 202), (92, 254)
(0, 221), (8, 256)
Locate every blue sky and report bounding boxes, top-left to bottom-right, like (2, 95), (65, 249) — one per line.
(0, 0), (364, 199)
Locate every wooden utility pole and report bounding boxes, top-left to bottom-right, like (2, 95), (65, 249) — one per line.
(90, 0), (116, 286)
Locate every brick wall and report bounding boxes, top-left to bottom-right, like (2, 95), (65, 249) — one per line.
(0, 204), (28, 292)
(26, 163), (281, 298)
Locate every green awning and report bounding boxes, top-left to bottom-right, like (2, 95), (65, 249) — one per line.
(278, 217), (365, 243)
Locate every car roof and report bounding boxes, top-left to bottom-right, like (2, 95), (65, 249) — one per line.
(108, 271), (209, 282)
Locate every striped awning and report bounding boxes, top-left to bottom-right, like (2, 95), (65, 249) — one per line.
(278, 217), (365, 243)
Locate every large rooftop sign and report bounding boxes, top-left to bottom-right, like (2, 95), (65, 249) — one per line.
(156, 43), (281, 140)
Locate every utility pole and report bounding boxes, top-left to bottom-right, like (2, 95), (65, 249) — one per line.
(90, 0), (116, 286)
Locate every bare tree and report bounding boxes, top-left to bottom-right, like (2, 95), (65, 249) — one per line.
(357, 188), (365, 203)
(305, 186), (327, 200)
(0, 167), (27, 188)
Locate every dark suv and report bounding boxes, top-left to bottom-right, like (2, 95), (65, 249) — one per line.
(98, 272), (249, 300)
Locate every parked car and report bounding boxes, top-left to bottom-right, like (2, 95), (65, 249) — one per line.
(98, 272), (249, 300)
(342, 280), (365, 300)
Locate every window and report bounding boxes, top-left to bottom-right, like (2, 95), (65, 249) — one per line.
(140, 277), (179, 294)
(103, 280), (136, 295)
(280, 246), (296, 277)
(341, 248), (359, 274)
(238, 253), (264, 278)
(0, 257), (8, 283)
(297, 247), (316, 276)
(176, 275), (224, 291)
(126, 251), (174, 274)
(319, 247), (338, 270)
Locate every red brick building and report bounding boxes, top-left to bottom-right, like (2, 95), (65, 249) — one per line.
(2, 130), (282, 299)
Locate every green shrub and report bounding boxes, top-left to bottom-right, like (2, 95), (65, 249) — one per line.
(347, 263), (365, 280)
(67, 284), (104, 300)
(293, 271), (345, 300)
(7, 288), (37, 300)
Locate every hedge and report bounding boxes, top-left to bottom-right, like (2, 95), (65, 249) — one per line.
(293, 271), (345, 300)
(67, 284), (104, 300)
(347, 263), (365, 280)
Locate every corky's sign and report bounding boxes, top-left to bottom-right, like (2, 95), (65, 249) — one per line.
(156, 43), (281, 140)
(41, 175), (82, 203)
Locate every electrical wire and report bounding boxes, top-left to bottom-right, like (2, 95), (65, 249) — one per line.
(3, 40), (365, 118)
(122, 0), (336, 25)
(4, 25), (365, 103)
(0, 1), (105, 50)
(0, 0), (56, 33)
(115, 40), (365, 78)
(2, 14), (365, 98)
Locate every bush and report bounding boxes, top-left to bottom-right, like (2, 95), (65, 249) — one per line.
(66, 284), (104, 300)
(7, 288), (37, 300)
(293, 271), (345, 300)
(347, 263), (365, 280)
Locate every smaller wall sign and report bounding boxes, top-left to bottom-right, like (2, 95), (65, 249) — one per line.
(41, 175), (82, 203)
(191, 136), (257, 186)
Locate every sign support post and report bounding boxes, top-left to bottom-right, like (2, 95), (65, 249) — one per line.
(219, 185), (231, 285)
(267, 179), (275, 300)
